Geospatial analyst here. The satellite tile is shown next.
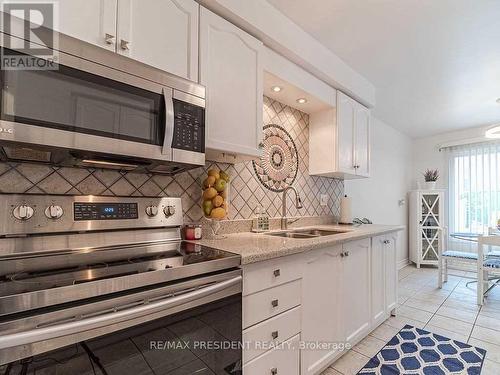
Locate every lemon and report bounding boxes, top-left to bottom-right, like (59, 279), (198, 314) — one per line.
(211, 207), (226, 219)
(203, 187), (218, 200)
(212, 195), (224, 208)
(208, 169), (220, 180)
(203, 176), (216, 188)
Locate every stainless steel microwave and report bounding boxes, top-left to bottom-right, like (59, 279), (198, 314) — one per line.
(0, 28), (206, 174)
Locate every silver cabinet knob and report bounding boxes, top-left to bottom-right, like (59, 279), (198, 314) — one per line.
(13, 204), (34, 220)
(273, 269), (280, 277)
(164, 205), (176, 217)
(120, 39), (130, 50)
(45, 205), (63, 219)
(104, 33), (115, 45)
(271, 299), (279, 308)
(145, 205), (158, 217)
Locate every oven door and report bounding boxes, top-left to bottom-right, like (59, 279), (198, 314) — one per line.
(0, 270), (242, 374)
(0, 47), (177, 164)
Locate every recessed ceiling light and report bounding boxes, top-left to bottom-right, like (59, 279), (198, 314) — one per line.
(271, 86), (282, 93)
(296, 98), (307, 104)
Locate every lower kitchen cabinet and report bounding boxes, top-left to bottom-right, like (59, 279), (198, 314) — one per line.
(371, 236), (387, 326)
(342, 238), (371, 345)
(301, 245), (344, 375)
(242, 232), (400, 375)
(384, 233), (399, 313)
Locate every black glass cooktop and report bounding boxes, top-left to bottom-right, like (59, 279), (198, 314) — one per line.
(0, 241), (240, 297)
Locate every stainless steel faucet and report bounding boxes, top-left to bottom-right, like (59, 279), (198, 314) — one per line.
(281, 186), (303, 230)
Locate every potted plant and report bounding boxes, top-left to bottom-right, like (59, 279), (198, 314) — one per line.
(423, 169), (439, 190)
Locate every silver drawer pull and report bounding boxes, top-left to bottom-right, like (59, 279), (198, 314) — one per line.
(120, 39), (130, 50)
(271, 299), (279, 308)
(271, 368), (278, 375)
(104, 33), (115, 45)
(271, 330), (279, 339)
(273, 269), (281, 277)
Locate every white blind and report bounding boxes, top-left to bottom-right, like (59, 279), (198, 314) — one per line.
(448, 142), (500, 235)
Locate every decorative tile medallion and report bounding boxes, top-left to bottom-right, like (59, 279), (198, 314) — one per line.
(252, 124), (298, 192)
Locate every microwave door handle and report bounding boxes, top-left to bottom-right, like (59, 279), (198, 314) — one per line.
(0, 275), (242, 350)
(162, 88), (174, 156)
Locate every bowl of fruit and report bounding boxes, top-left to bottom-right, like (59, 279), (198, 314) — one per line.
(202, 168), (230, 220)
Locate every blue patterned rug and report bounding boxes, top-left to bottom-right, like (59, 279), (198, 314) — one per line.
(358, 325), (486, 375)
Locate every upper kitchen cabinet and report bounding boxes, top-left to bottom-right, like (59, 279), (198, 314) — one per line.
(309, 91), (371, 179)
(117, 0), (199, 81)
(57, 0), (199, 81)
(54, 0), (118, 51)
(199, 7), (263, 159)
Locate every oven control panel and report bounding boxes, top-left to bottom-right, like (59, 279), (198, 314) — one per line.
(172, 98), (205, 153)
(74, 202), (138, 221)
(0, 194), (183, 236)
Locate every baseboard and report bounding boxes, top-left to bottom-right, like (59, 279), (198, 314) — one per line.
(397, 258), (410, 270)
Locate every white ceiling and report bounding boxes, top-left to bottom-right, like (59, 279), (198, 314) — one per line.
(266, 0), (500, 138)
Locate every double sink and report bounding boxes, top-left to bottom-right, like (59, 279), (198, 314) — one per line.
(266, 228), (348, 239)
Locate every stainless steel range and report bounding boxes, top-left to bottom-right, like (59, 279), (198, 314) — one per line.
(0, 194), (242, 374)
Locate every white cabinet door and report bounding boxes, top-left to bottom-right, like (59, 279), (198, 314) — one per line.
(336, 91), (356, 174)
(57, 0), (117, 51)
(116, 0), (198, 80)
(200, 7), (263, 157)
(385, 233), (398, 313)
(354, 104), (370, 177)
(342, 238), (371, 344)
(301, 245), (344, 375)
(371, 235), (386, 327)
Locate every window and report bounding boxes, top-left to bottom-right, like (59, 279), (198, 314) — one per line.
(448, 142), (500, 235)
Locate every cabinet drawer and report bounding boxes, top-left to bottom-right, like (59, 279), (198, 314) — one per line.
(243, 306), (301, 363)
(243, 279), (301, 328)
(243, 254), (303, 296)
(243, 334), (300, 375)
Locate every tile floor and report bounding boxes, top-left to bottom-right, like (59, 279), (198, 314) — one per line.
(321, 264), (500, 375)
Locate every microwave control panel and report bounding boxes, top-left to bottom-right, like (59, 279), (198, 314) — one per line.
(172, 99), (205, 153)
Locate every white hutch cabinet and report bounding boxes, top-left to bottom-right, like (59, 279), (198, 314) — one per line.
(409, 190), (446, 267)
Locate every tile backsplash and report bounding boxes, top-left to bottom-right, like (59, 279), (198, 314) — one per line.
(0, 96), (343, 222)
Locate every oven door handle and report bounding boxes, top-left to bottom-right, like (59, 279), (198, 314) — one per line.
(162, 88), (175, 156)
(0, 275), (241, 350)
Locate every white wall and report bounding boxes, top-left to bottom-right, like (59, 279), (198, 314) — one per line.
(412, 124), (492, 190)
(345, 117), (413, 268)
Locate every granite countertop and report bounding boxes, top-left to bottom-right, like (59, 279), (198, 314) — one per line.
(192, 224), (405, 264)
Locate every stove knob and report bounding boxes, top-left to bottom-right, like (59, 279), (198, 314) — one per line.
(13, 204), (34, 221)
(45, 205), (64, 219)
(145, 205), (158, 217)
(164, 205), (176, 217)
